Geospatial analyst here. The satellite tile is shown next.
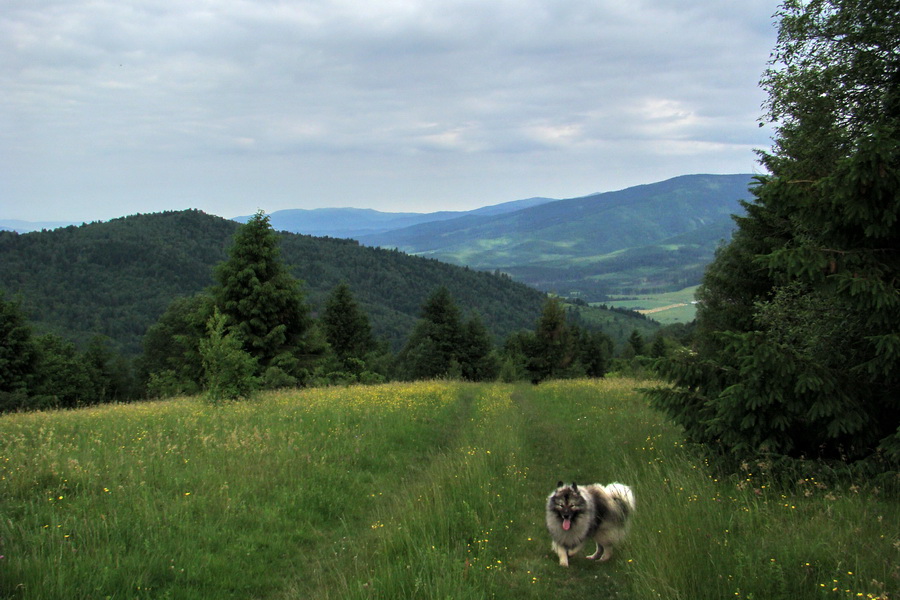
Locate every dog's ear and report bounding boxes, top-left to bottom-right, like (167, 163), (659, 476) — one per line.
(556, 481), (564, 488)
(572, 482), (578, 490)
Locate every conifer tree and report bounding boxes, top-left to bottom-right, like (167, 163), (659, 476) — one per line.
(398, 286), (468, 380)
(213, 211), (320, 385)
(650, 0), (900, 466)
(322, 282), (376, 364)
(0, 292), (37, 398)
(574, 327), (613, 378)
(525, 298), (576, 383)
(459, 314), (500, 382)
(628, 330), (646, 357)
(142, 294), (212, 397)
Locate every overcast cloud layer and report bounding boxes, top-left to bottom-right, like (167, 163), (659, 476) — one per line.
(2, 0), (780, 222)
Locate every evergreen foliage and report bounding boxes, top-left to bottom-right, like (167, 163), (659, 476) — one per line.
(504, 298), (613, 384)
(628, 329), (646, 357)
(199, 308), (259, 404)
(319, 282), (389, 385)
(0, 292), (37, 400)
(649, 0), (900, 468)
(141, 294), (212, 398)
(0, 210), (234, 355)
(527, 298), (578, 382)
(322, 282), (377, 363)
(0, 209), (547, 355)
(458, 315), (501, 382)
(0, 292), (137, 411)
(397, 287), (498, 381)
(397, 287), (465, 380)
(213, 211), (320, 385)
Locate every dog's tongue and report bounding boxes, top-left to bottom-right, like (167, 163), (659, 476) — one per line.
(562, 518), (571, 531)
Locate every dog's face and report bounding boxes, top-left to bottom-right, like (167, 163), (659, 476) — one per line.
(549, 482), (587, 531)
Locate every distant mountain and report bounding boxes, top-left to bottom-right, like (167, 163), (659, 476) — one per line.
(357, 174), (756, 298)
(0, 219), (80, 233)
(233, 197), (556, 238)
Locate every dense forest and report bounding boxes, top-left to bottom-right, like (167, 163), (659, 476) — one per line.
(0, 210), (663, 411)
(0, 209), (552, 355)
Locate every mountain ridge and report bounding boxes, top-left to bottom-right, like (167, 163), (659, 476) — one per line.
(233, 196), (556, 238)
(356, 173), (756, 297)
(3, 173), (756, 299)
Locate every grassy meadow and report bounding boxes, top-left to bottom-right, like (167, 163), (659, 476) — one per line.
(1, 379), (897, 599)
(606, 286), (700, 324)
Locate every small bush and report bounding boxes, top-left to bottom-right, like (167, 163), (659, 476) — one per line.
(199, 308), (258, 404)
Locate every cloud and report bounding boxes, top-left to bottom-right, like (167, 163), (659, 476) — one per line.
(1, 0), (779, 221)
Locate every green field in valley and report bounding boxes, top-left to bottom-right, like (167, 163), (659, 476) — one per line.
(1, 380), (896, 599)
(604, 286), (700, 324)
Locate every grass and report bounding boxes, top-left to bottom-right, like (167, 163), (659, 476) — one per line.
(605, 286), (700, 324)
(1, 380), (897, 599)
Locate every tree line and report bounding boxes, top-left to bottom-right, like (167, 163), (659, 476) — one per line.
(1, 211), (668, 411)
(0, 209), (550, 356)
(648, 0), (900, 474)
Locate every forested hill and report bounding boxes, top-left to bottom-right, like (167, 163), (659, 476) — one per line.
(0, 210), (547, 354)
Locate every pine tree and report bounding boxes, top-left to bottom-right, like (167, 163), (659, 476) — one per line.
(525, 298), (576, 383)
(213, 211), (320, 385)
(397, 287), (467, 380)
(459, 314), (499, 382)
(0, 292), (37, 397)
(322, 282), (376, 364)
(649, 0), (900, 466)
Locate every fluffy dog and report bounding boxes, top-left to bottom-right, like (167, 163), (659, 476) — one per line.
(545, 481), (635, 566)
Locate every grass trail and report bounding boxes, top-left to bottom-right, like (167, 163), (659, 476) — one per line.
(1, 380), (897, 599)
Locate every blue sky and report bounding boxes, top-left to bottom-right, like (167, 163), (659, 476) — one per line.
(2, 0), (779, 223)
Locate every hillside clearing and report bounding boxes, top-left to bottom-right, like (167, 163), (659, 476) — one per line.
(1, 380), (896, 599)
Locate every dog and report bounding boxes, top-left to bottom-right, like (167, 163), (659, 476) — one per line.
(545, 481), (635, 566)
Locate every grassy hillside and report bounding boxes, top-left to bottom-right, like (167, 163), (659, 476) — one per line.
(2, 380), (895, 599)
(359, 174), (754, 298)
(606, 286), (700, 325)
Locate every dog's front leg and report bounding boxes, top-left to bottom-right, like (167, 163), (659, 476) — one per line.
(552, 543), (570, 567)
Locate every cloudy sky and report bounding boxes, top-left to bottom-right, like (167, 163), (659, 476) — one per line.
(2, 0), (780, 223)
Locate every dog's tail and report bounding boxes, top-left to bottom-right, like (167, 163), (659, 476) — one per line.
(605, 483), (635, 515)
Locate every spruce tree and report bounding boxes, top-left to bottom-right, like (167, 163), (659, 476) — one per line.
(0, 292), (37, 397)
(398, 286), (467, 380)
(526, 298), (576, 383)
(649, 0), (900, 466)
(628, 330), (646, 357)
(459, 314), (500, 382)
(322, 282), (376, 364)
(575, 327), (613, 378)
(213, 211), (320, 385)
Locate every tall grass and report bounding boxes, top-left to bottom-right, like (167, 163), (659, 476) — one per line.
(1, 380), (897, 599)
